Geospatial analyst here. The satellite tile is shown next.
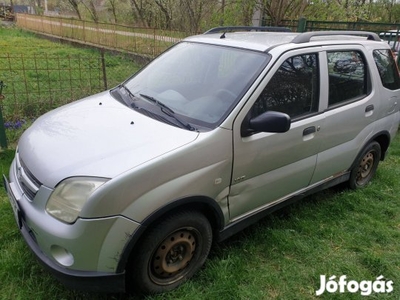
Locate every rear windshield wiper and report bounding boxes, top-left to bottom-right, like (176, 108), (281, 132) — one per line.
(139, 93), (195, 131)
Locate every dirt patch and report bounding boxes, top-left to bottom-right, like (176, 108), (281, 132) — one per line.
(1, 20), (15, 27)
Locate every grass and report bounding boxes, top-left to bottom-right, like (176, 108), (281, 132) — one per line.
(0, 25), (399, 300)
(0, 133), (399, 299)
(0, 27), (142, 146)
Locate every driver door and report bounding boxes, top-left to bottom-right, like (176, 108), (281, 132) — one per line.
(229, 50), (325, 220)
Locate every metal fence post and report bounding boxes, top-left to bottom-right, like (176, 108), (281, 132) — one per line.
(0, 106), (7, 149)
(100, 49), (108, 90)
(0, 81), (7, 149)
(297, 17), (307, 32)
(0, 108), (7, 149)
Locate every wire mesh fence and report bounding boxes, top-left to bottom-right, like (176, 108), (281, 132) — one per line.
(16, 14), (185, 58)
(0, 53), (105, 119)
(0, 49), (142, 147)
(0, 50), (141, 120)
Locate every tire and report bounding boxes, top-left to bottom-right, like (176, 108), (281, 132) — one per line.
(129, 210), (212, 294)
(348, 141), (381, 189)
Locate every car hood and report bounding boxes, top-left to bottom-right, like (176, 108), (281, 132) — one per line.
(18, 91), (199, 188)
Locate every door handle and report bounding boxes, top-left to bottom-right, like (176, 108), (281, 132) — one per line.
(365, 105), (374, 113)
(303, 126), (316, 136)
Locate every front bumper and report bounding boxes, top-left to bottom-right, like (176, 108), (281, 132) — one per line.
(19, 212), (126, 292)
(3, 160), (140, 292)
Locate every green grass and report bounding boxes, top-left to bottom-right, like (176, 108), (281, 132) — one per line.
(0, 27), (142, 146)
(0, 133), (399, 299)
(0, 25), (399, 300)
(0, 26), (142, 88)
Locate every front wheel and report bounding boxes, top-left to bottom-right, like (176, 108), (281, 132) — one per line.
(348, 141), (381, 189)
(129, 210), (212, 294)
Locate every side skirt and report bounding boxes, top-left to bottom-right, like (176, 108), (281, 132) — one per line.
(217, 172), (350, 242)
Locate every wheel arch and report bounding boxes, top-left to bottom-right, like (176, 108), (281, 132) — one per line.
(116, 195), (225, 275)
(372, 131), (390, 160)
(350, 131), (390, 172)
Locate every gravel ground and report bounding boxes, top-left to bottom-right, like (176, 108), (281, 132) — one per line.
(1, 20), (15, 27)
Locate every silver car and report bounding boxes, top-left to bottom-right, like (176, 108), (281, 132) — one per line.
(4, 29), (400, 294)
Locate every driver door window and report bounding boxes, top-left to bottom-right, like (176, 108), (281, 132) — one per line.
(251, 53), (319, 120)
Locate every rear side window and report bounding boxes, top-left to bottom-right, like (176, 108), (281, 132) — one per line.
(373, 49), (400, 90)
(327, 51), (368, 107)
(251, 53), (319, 119)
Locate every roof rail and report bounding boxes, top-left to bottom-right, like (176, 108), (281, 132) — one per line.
(204, 26), (291, 34)
(291, 31), (381, 44)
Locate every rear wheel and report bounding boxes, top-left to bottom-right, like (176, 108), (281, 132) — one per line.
(129, 210), (212, 294)
(349, 141), (381, 189)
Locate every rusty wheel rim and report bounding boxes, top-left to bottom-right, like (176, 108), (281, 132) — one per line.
(149, 228), (197, 285)
(356, 152), (374, 185)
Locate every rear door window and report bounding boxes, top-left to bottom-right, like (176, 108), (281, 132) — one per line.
(327, 51), (368, 107)
(373, 49), (400, 90)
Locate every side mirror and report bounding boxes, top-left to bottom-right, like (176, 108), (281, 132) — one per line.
(246, 111), (291, 136)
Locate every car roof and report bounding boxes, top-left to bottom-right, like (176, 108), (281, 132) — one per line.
(184, 30), (386, 53)
(185, 32), (299, 52)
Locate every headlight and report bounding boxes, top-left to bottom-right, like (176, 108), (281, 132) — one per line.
(46, 177), (108, 224)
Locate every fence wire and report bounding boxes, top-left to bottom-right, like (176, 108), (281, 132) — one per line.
(16, 14), (184, 58)
(0, 50), (141, 122)
(0, 53), (105, 120)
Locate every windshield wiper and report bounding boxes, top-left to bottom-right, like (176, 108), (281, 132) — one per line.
(139, 93), (195, 131)
(118, 84), (139, 109)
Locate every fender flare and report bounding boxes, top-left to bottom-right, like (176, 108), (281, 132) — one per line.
(116, 195), (225, 273)
(349, 131), (390, 172)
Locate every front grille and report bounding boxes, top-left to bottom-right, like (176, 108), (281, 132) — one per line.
(20, 181), (37, 200)
(15, 152), (42, 200)
(19, 158), (42, 188)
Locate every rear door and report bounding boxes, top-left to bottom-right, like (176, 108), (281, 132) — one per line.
(310, 46), (382, 184)
(229, 48), (325, 221)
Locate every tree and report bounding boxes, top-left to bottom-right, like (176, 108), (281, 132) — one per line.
(45, 0), (400, 29)
(178, 0), (218, 33)
(81, 0), (99, 22)
(154, 0), (172, 29)
(107, 0), (118, 23)
(262, 0), (307, 26)
(66, 0), (82, 19)
(303, 0), (347, 21)
(130, 0), (151, 27)
(302, 0), (400, 22)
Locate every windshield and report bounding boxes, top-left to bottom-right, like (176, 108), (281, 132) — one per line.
(121, 42), (269, 130)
